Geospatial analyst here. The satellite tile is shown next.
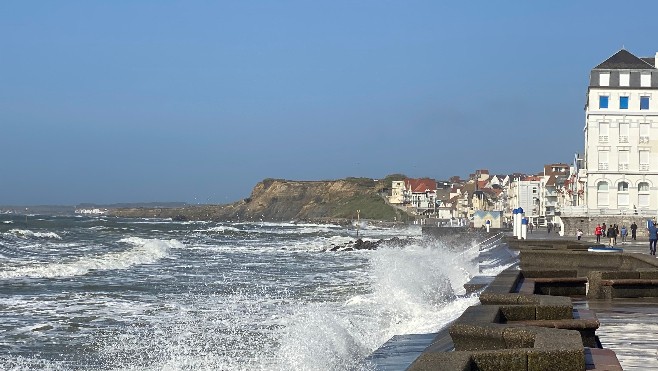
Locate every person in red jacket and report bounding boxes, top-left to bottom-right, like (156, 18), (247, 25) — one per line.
(594, 224), (602, 244)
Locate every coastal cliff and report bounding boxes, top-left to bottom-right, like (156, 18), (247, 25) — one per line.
(108, 177), (410, 222)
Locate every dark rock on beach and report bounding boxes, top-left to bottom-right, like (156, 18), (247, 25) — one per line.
(326, 236), (415, 252)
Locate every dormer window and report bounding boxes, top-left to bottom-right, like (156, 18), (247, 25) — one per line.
(620, 72), (630, 87)
(641, 72), (652, 87)
(599, 72), (610, 86)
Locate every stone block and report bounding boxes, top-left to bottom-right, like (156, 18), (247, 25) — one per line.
(472, 349), (528, 371)
(502, 327), (535, 348)
(500, 305), (536, 321)
(522, 269), (578, 278)
(601, 271), (639, 279)
(535, 305), (573, 320)
(638, 269), (658, 279)
(406, 351), (472, 371)
(450, 323), (506, 351)
(527, 348), (585, 371)
(529, 328), (585, 371)
(455, 305), (501, 324)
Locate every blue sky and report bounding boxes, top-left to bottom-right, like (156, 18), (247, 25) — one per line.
(2, 1), (658, 205)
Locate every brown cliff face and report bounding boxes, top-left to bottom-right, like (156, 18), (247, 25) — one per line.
(109, 178), (405, 222)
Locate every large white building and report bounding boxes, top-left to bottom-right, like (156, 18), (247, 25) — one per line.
(585, 49), (658, 214)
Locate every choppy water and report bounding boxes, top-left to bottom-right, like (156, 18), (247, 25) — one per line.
(0, 214), (511, 370)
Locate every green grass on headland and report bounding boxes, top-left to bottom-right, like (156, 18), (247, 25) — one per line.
(332, 193), (412, 221)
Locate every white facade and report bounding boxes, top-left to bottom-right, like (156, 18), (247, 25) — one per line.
(584, 50), (658, 215)
(388, 181), (406, 204)
(509, 179), (540, 219)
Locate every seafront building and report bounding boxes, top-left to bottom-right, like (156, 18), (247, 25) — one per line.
(581, 49), (658, 215)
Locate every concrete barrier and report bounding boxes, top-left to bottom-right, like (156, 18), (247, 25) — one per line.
(587, 270), (658, 299)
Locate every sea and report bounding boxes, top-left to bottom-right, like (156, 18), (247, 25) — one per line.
(0, 214), (514, 370)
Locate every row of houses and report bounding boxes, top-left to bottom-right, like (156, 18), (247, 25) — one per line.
(387, 165), (582, 227)
(388, 48), (658, 226)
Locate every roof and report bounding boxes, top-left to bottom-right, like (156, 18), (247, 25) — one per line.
(594, 49), (656, 70)
(404, 178), (436, 193)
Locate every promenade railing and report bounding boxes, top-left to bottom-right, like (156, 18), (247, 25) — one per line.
(559, 206), (657, 216)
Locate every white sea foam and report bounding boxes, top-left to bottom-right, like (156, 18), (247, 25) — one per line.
(6, 229), (62, 240)
(194, 225), (242, 233)
(0, 238), (181, 279)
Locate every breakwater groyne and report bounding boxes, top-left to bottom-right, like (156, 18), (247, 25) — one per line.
(368, 231), (658, 370)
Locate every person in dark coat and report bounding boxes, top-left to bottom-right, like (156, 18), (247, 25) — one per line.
(606, 225), (617, 247)
(631, 222), (638, 240)
(648, 219), (658, 255)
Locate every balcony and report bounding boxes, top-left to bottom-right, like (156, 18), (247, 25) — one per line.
(640, 136), (650, 144)
(598, 135), (609, 143)
(598, 163), (609, 170)
(619, 136), (629, 143)
(618, 163), (629, 171)
(640, 164), (650, 171)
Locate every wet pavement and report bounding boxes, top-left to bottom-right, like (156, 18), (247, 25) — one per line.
(521, 229), (658, 370)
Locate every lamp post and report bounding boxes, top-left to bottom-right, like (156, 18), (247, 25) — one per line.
(356, 210), (361, 237)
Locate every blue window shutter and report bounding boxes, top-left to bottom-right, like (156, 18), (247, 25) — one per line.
(620, 96), (629, 109)
(599, 96), (609, 108)
(641, 96), (650, 110)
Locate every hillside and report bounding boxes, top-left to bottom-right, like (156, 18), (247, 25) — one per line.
(108, 178), (411, 222)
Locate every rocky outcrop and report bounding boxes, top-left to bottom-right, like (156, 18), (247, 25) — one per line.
(109, 178), (408, 222)
(326, 236), (414, 252)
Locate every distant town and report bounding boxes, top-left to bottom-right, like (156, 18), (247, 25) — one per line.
(386, 49), (658, 233)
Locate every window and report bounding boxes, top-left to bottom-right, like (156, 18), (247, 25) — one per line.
(599, 96), (609, 109)
(597, 181), (609, 206)
(618, 150), (629, 170)
(618, 181), (629, 206)
(599, 122), (609, 142)
(620, 72), (630, 86)
(600, 72), (610, 86)
(619, 123), (629, 143)
(641, 72), (652, 87)
(640, 123), (650, 143)
(641, 96), (650, 110)
(620, 96), (629, 109)
(598, 150), (609, 170)
(639, 182), (650, 207)
(640, 150), (650, 171)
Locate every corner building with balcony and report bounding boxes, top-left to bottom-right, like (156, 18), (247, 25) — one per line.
(585, 49), (658, 213)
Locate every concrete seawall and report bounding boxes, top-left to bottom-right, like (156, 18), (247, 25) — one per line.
(368, 231), (658, 370)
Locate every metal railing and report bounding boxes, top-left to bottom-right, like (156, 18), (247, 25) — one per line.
(560, 206), (657, 216)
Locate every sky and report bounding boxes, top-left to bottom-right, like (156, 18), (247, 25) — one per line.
(3, 1), (658, 205)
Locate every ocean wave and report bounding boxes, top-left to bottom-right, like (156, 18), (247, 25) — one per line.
(5, 229), (63, 240)
(0, 238), (182, 279)
(193, 226), (242, 233)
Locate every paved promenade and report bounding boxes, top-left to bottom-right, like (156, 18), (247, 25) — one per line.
(522, 228), (658, 370)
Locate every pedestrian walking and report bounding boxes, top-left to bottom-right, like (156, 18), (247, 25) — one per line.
(648, 219), (658, 255)
(607, 225), (617, 246)
(577, 229), (583, 240)
(595, 224), (602, 244)
(620, 225), (628, 243)
(631, 222), (638, 240)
